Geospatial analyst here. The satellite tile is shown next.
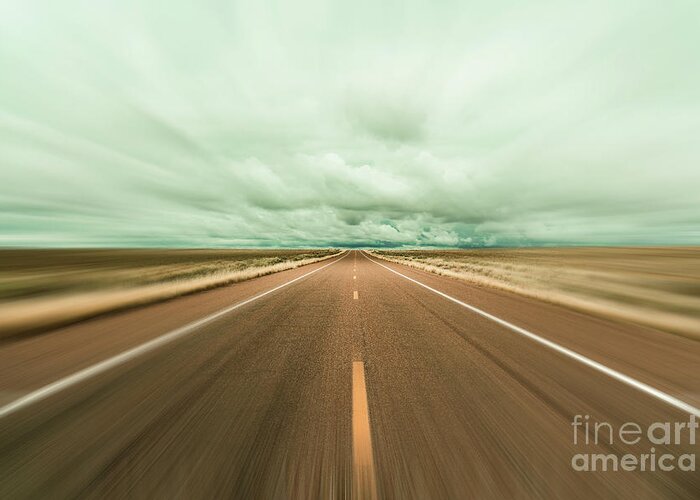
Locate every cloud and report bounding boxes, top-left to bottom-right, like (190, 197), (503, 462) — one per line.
(0, 0), (698, 247)
(344, 83), (427, 143)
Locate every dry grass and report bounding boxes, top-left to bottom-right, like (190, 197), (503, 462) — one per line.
(370, 247), (700, 339)
(0, 249), (340, 338)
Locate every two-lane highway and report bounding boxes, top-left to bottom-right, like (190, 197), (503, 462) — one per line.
(0, 250), (698, 498)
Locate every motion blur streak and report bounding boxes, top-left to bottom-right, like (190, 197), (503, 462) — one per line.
(0, 251), (698, 498)
(0, 252), (347, 419)
(1, 1), (699, 247)
(362, 251), (700, 418)
(0, 249), (340, 337)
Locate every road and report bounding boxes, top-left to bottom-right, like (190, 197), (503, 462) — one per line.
(0, 250), (698, 499)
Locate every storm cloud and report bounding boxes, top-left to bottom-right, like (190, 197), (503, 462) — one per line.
(1, 0), (698, 247)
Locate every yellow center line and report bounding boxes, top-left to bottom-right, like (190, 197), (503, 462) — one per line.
(352, 361), (378, 500)
(353, 291), (359, 300)
(353, 275), (357, 280)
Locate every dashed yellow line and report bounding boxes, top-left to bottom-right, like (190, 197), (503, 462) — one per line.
(353, 291), (359, 300)
(352, 361), (378, 500)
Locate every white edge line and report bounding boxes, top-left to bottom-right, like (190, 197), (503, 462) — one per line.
(0, 251), (349, 419)
(361, 251), (700, 418)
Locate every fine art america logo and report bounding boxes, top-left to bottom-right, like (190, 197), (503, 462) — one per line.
(571, 414), (697, 472)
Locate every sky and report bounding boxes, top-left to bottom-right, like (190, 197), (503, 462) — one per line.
(1, 0), (699, 248)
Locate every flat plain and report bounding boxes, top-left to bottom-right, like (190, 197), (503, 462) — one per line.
(372, 247), (700, 338)
(0, 248), (338, 337)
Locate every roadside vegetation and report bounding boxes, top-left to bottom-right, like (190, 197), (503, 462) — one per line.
(371, 247), (700, 339)
(0, 249), (340, 337)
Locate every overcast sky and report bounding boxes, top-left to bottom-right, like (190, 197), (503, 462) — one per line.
(1, 1), (698, 247)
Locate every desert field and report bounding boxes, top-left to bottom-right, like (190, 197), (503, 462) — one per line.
(0, 249), (339, 338)
(371, 247), (700, 339)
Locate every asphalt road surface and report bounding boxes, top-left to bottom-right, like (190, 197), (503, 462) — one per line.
(0, 250), (698, 499)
